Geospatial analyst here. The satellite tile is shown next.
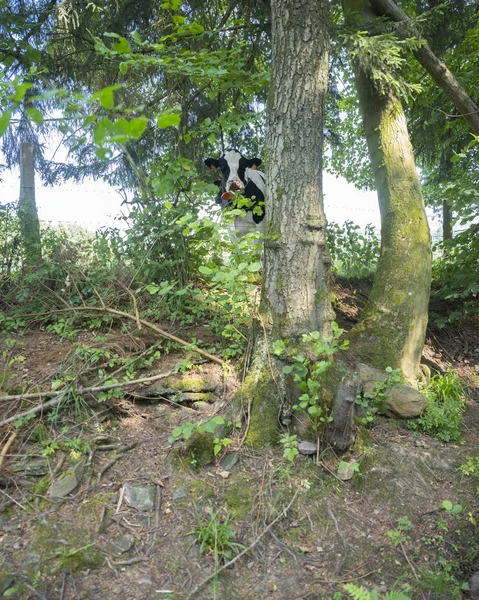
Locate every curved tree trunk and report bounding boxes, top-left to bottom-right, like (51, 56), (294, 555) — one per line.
(243, 0), (334, 446)
(18, 141), (42, 265)
(343, 0), (432, 383)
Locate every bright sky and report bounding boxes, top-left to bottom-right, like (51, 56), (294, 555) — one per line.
(1, 167), (382, 230)
(1, 165), (443, 238)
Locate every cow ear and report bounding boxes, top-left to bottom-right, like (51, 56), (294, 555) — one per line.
(204, 158), (219, 170)
(247, 158), (262, 169)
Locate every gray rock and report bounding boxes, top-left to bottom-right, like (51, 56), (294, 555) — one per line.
(470, 572), (479, 600)
(298, 441), (316, 455)
(124, 484), (156, 511)
(110, 534), (135, 554)
(15, 456), (49, 476)
(172, 485), (188, 501)
(358, 363), (427, 418)
(50, 459), (86, 498)
(219, 452), (239, 471)
(192, 401), (211, 411)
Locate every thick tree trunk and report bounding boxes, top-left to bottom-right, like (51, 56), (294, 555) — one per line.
(368, 0), (479, 136)
(242, 0), (334, 447)
(261, 0), (334, 339)
(343, 0), (432, 383)
(18, 141), (42, 264)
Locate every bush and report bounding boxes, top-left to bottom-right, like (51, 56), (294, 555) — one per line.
(327, 220), (380, 279)
(407, 372), (466, 442)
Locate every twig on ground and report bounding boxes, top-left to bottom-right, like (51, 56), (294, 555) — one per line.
(0, 430), (17, 471)
(0, 371), (174, 427)
(97, 442), (138, 484)
(19, 305), (225, 366)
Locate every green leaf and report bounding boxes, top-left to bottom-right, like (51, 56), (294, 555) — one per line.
(157, 111), (181, 128)
(26, 107), (44, 126)
(247, 261), (262, 272)
(91, 85), (122, 109)
(11, 82), (33, 102)
(113, 37), (131, 53)
(441, 500), (453, 511)
(0, 111), (11, 137)
(199, 265), (213, 274)
(282, 365), (294, 374)
(26, 47), (42, 62)
(127, 116), (148, 139)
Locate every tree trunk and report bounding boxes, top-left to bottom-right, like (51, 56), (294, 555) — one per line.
(343, 0), (432, 383)
(368, 0), (479, 136)
(443, 200), (453, 241)
(18, 141), (42, 264)
(242, 0), (334, 446)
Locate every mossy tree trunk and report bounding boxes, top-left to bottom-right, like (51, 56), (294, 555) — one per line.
(343, 0), (432, 383)
(18, 141), (42, 265)
(243, 0), (334, 447)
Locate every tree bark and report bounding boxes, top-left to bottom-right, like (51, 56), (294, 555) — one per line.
(343, 0), (432, 383)
(368, 0), (479, 136)
(261, 0), (334, 339)
(18, 141), (42, 264)
(242, 0), (334, 447)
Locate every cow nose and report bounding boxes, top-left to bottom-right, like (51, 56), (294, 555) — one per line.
(228, 179), (243, 192)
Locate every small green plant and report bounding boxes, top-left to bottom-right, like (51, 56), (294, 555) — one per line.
(188, 507), (246, 599)
(273, 323), (349, 459)
(386, 516), (412, 547)
(440, 499), (462, 517)
(343, 583), (411, 599)
(355, 367), (402, 424)
(169, 416), (231, 459)
(406, 372), (466, 441)
(280, 433), (299, 462)
(459, 456), (479, 495)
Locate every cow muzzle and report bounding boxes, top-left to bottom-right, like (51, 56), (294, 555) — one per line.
(227, 179), (244, 193)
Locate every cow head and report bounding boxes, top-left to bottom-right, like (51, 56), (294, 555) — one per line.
(204, 149), (262, 200)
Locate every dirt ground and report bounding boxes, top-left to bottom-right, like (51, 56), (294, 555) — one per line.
(1, 286), (479, 600)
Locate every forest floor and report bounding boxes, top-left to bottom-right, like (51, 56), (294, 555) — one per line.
(1, 279), (479, 600)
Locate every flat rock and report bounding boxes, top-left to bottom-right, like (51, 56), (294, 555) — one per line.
(50, 459), (86, 498)
(298, 441), (316, 455)
(123, 483), (156, 511)
(110, 534), (135, 554)
(219, 452), (239, 471)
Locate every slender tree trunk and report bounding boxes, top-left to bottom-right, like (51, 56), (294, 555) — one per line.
(242, 0), (334, 446)
(18, 141), (42, 264)
(443, 200), (453, 241)
(368, 0), (479, 136)
(343, 0), (432, 383)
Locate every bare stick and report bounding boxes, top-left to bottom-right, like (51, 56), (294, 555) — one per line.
(18, 306), (225, 366)
(185, 488), (300, 599)
(0, 371), (174, 427)
(0, 431), (17, 471)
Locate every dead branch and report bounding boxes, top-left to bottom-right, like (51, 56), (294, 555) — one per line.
(0, 370), (173, 427)
(18, 305), (225, 366)
(0, 431), (17, 471)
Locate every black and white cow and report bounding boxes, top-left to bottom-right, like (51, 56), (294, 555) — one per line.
(204, 149), (265, 240)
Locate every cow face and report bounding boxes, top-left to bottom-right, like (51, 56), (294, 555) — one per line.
(204, 150), (262, 199)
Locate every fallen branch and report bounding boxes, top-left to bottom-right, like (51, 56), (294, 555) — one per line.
(186, 487), (300, 599)
(0, 431), (17, 471)
(19, 305), (225, 366)
(0, 370), (173, 427)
